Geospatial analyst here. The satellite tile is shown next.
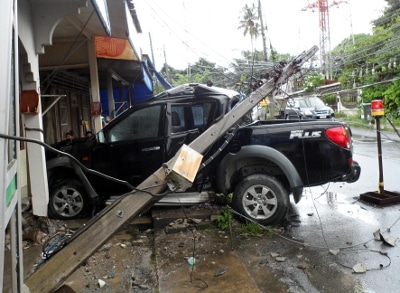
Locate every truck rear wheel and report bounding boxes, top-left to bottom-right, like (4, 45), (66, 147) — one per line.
(233, 174), (289, 225)
(48, 179), (89, 220)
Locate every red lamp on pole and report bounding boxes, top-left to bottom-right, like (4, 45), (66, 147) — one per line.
(371, 100), (384, 194)
(371, 99), (384, 117)
(360, 99), (400, 204)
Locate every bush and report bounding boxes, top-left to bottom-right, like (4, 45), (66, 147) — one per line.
(216, 207), (233, 231)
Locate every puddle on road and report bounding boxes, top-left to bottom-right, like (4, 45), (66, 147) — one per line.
(301, 188), (382, 225)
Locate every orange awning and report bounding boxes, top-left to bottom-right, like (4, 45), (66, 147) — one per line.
(95, 35), (139, 61)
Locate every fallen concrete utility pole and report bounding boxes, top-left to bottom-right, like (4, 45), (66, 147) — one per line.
(25, 46), (318, 293)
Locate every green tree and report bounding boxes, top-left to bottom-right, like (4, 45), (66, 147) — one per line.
(330, 1), (400, 114)
(303, 73), (325, 92)
(158, 58), (232, 88)
(383, 80), (400, 117)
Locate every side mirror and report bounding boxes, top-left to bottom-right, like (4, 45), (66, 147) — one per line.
(97, 131), (105, 143)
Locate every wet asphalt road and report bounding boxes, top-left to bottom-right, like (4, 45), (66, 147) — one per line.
(278, 126), (400, 292)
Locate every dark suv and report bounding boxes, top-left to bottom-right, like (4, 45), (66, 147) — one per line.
(284, 96), (334, 120)
(45, 84), (242, 219)
(45, 84), (359, 225)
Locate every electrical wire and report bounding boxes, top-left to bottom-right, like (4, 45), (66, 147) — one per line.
(331, 21), (400, 71)
(141, 0), (279, 79)
(345, 119), (400, 148)
(291, 113), (332, 250)
(165, 196), (208, 289)
(141, 0), (400, 81)
(222, 91), (400, 271)
(286, 117), (400, 253)
(227, 203), (396, 272)
(142, 0), (238, 72)
(0, 132), (167, 198)
(0, 130), (173, 267)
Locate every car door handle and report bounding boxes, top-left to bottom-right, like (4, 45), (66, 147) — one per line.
(141, 146), (161, 152)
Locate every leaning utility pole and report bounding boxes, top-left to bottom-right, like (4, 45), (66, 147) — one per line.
(149, 33), (159, 93)
(163, 45), (171, 83)
(25, 46), (318, 293)
(258, 0), (268, 62)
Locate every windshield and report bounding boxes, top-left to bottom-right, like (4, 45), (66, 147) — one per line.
(296, 99), (310, 108)
(307, 97), (325, 108)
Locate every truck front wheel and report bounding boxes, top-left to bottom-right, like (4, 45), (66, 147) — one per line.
(48, 179), (89, 220)
(233, 174), (289, 226)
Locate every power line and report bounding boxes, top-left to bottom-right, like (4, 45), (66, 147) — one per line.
(142, 0), (243, 71)
(331, 19), (400, 72)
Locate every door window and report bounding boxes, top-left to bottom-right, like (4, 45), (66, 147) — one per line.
(107, 105), (162, 142)
(170, 102), (215, 133)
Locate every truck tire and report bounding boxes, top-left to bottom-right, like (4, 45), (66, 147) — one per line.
(233, 174), (289, 225)
(48, 179), (89, 220)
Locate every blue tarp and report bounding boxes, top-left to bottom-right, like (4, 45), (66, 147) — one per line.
(100, 88), (131, 117)
(144, 58), (172, 90)
(133, 84), (153, 103)
(100, 59), (172, 115)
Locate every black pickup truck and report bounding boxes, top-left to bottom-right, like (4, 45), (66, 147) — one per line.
(46, 83), (360, 225)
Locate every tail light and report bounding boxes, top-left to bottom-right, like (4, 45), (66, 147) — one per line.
(325, 126), (350, 149)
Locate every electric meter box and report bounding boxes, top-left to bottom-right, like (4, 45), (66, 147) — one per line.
(165, 144), (203, 192)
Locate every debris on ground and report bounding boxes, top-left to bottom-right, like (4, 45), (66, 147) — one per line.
(353, 263), (367, 274)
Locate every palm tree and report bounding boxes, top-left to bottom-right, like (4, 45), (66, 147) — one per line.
(238, 4), (260, 51)
(238, 4), (275, 118)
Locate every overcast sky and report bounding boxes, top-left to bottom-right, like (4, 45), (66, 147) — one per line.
(135, 0), (387, 71)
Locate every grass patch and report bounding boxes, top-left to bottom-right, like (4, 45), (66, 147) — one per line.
(334, 111), (348, 118)
(236, 221), (274, 238)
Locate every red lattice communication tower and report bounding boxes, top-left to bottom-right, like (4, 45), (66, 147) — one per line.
(301, 0), (347, 79)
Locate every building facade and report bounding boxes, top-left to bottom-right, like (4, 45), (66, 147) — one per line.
(1, 1), (150, 290)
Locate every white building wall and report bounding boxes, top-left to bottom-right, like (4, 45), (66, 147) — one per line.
(18, 0), (49, 216)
